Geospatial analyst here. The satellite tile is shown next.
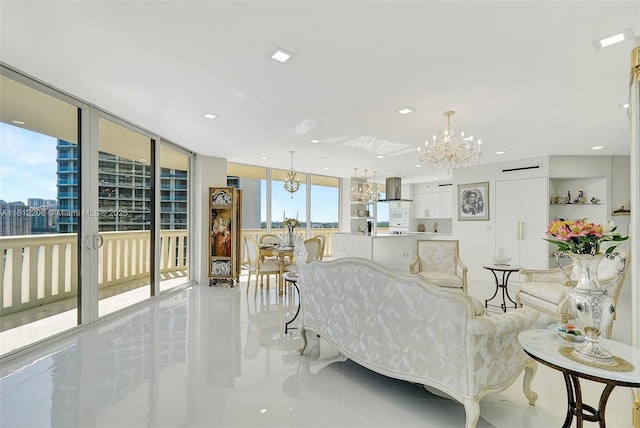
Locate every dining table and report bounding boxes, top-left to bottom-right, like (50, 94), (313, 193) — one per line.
(259, 244), (294, 295)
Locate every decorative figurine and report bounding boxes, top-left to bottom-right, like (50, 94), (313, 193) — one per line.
(574, 190), (586, 204)
(567, 190), (572, 204)
(590, 197), (600, 205)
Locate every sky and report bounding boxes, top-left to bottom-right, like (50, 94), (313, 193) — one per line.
(0, 123), (58, 203)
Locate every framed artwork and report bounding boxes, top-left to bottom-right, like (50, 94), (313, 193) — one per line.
(458, 182), (489, 221)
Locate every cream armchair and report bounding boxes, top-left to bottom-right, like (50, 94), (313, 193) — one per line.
(516, 250), (629, 338)
(410, 239), (468, 293)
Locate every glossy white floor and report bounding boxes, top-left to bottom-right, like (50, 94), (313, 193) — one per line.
(0, 273), (635, 428)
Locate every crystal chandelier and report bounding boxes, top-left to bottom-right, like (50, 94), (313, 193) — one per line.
(417, 110), (483, 171)
(349, 168), (380, 202)
(284, 150), (300, 198)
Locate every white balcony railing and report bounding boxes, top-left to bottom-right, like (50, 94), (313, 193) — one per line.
(0, 230), (188, 315)
(1, 228), (337, 316)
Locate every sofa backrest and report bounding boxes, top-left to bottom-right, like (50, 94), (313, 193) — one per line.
(299, 257), (478, 392)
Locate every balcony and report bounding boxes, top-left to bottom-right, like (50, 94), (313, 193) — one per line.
(0, 228), (336, 355)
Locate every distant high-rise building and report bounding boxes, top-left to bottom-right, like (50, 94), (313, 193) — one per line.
(0, 201), (32, 236)
(56, 140), (187, 233)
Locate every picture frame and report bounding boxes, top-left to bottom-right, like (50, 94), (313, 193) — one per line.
(458, 182), (489, 221)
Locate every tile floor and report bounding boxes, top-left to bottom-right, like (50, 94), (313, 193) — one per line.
(0, 274), (635, 428)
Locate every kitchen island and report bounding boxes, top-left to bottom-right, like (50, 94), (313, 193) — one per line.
(332, 232), (449, 273)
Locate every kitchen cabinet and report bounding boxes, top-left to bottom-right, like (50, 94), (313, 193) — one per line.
(414, 187), (453, 218)
(494, 177), (548, 270)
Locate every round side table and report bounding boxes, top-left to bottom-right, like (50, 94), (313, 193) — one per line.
(483, 263), (521, 312)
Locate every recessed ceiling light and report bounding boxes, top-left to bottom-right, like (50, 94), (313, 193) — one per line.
(397, 108), (414, 115)
(496, 151), (505, 155)
(260, 156), (268, 160)
(377, 155), (384, 159)
(271, 47), (296, 63)
(619, 103), (630, 109)
(11, 119), (25, 125)
(139, 158), (148, 162)
(322, 167), (329, 170)
(259, 409), (268, 414)
(593, 28), (634, 50)
(203, 113), (218, 119)
(592, 146), (604, 150)
(309, 139), (319, 143)
(415, 164), (422, 168)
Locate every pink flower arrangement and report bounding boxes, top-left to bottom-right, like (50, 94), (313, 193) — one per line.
(544, 218), (627, 255)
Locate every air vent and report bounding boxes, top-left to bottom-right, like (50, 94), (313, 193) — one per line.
(438, 183), (453, 187)
(501, 165), (541, 173)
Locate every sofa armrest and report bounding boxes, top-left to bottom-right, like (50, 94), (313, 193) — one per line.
(521, 265), (573, 284)
(465, 308), (540, 397)
(455, 256), (467, 278)
(409, 256), (420, 274)
(467, 307), (540, 337)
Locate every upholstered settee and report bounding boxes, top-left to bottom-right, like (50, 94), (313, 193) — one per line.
(297, 257), (540, 428)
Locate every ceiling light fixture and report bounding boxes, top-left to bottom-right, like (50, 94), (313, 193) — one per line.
(203, 113), (218, 119)
(416, 110), (483, 171)
(271, 47), (296, 63)
(496, 151), (505, 155)
(284, 150), (300, 198)
(397, 107), (414, 115)
(593, 28), (634, 50)
(309, 139), (319, 143)
(377, 155), (385, 159)
(592, 146), (604, 151)
(11, 119), (25, 125)
(349, 168), (379, 202)
(619, 103), (630, 109)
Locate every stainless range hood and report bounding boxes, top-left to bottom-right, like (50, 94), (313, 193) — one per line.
(379, 177), (413, 202)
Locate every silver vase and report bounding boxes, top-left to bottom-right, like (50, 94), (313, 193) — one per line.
(567, 253), (620, 365)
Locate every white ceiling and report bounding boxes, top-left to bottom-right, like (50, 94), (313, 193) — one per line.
(1, 1), (638, 183)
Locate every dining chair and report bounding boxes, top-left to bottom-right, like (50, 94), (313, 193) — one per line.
(245, 236), (281, 297)
(313, 234), (326, 260)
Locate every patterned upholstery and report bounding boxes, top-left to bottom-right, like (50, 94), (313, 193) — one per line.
(410, 239), (468, 292)
(298, 257), (539, 428)
(516, 250), (629, 338)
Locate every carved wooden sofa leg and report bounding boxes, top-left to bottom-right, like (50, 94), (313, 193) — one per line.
(463, 399), (480, 428)
(523, 361), (539, 405)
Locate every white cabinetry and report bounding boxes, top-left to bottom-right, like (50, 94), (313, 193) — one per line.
(495, 177), (548, 270)
(413, 184), (453, 219)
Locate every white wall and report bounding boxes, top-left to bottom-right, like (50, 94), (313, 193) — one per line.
(447, 155), (630, 282)
(193, 154), (228, 286)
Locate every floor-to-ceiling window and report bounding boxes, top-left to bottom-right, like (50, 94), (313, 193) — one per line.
(309, 175), (339, 259)
(0, 73), (81, 353)
(96, 117), (152, 316)
(159, 143), (190, 292)
(271, 168), (307, 235)
(0, 66), (193, 357)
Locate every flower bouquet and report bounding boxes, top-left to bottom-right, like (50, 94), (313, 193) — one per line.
(283, 217), (301, 229)
(544, 218), (627, 255)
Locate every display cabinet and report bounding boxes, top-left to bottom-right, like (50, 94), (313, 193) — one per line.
(209, 187), (242, 286)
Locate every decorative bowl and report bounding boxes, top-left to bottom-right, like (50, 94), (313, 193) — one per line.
(548, 323), (585, 343)
(492, 256), (511, 265)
